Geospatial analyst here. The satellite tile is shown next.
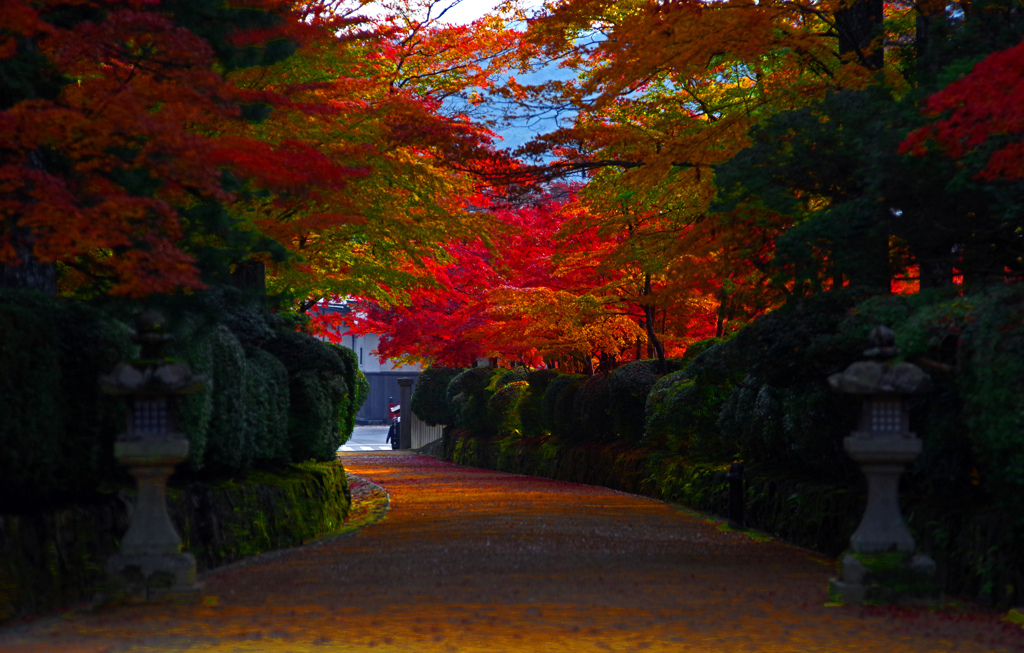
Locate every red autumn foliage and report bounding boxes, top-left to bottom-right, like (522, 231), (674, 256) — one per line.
(901, 40), (1024, 181)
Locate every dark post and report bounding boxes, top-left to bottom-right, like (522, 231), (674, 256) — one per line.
(398, 378), (414, 450)
(726, 462), (745, 530)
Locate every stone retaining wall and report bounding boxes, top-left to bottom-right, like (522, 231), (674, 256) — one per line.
(0, 462), (350, 624)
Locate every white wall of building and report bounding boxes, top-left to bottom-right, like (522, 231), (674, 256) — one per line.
(334, 332), (422, 374)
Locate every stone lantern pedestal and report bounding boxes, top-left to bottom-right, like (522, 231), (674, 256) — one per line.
(100, 311), (205, 601)
(826, 327), (941, 606)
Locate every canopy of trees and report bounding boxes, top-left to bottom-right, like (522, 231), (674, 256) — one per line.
(3, 0), (1022, 370)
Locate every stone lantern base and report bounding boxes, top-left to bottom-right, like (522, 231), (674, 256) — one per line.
(107, 552), (202, 602)
(106, 439), (202, 602)
(827, 433), (941, 605)
(829, 551), (941, 606)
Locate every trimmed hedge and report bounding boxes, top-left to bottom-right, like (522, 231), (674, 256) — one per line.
(411, 366), (466, 426)
(486, 380), (529, 437)
(333, 344), (369, 438)
(262, 330), (355, 461)
(520, 369), (559, 437)
(543, 374), (585, 440)
(447, 367), (502, 433)
(244, 348), (291, 465)
(607, 359), (685, 442)
(206, 324), (251, 471)
(0, 289), (365, 506)
(571, 374), (613, 442)
(0, 291), (134, 509)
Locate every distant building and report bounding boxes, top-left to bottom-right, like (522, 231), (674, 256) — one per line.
(312, 300), (422, 425)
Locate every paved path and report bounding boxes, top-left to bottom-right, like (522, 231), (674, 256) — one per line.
(2, 452), (1022, 652)
(339, 425), (394, 452)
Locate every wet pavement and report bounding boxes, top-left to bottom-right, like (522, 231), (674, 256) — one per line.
(2, 452), (1022, 652)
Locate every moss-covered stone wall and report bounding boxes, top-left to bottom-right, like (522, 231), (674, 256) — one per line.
(0, 462), (350, 624)
(443, 430), (1022, 608)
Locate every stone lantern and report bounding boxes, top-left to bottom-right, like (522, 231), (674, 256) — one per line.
(826, 326), (939, 605)
(100, 310), (205, 601)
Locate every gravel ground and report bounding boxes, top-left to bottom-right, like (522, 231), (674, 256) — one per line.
(2, 452), (1022, 652)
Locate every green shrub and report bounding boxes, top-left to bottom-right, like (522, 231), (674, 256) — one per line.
(49, 299), (135, 494)
(493, 367), (529, 389)
(0, 297), (66, 506)
(176, 318), (214, 472)
(0, 289), (359, 504)
(446, 367), (500, 433)
(0, 291), (136, 508)
(330, 344), (366, 441)
(570, 374), (613, 442)
(244, 348), (290, 464)
(957, 286), (1024, 514)
(287, 369), (348, 461)
(644, 369), (688, 448)
(204, 325), (251, 472)
(263, 330), (346, 377)
(643, 342), (743, 458)
(647, 374), (735, 459)
(264, 330), (352, 460)
(542, 374), (585, 439)
(411, 367), (466, 426)
(520, 369), (559, 436)
(682, 337), (724, 362)
(608, 360), (662, 442)
(727, 290), (863, 388)
(487, 380), (530, 437)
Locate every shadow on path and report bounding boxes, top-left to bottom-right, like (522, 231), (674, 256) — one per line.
(2, 452), (1021, 652)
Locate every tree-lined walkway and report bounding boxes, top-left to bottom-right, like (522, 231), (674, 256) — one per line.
(2, 452), (1022, 652)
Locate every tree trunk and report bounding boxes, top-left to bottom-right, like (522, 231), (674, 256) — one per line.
(643, 273), (666, 373)
(715, 289), (727, 339)
(231, 259), (266, 293)
(835, 0), (884, 69)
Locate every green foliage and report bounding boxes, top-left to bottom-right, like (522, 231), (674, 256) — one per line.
(176, 318), (214, 472)
(957, 286), (1024, 515)
(446, 367), (502, 433)
(608, 359), (684, 442)
(204, 325), (251, 472)
(0, 297), (68, 506)
(47, 299), (136, 494)
(411, 367), (466, 426)
(542, 374), (586, 439)
(682, 337), (724, 362)
(175, 301), (357, 469)
(243, 349), (290, 464)
(486, 380), (530, 437)
(647, 372), (735, 459)
(0, 290), (134, 509)
(520, 369), (559, 437)
(330, 344), (367, 440)
(570, 374), (613, 443)
(644, 369), (688, 448)
(263, 330), (352, 460)
(286, 369), (348, 461)
(493, 367), (529, 390)
(0, 288), (357, 504)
